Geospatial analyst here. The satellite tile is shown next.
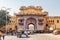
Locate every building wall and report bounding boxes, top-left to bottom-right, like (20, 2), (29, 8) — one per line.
(3, 6), (60, 31)
(5, 16), (17, 30)
(20, 6), (42, 14)
(47, 16), (60, 30)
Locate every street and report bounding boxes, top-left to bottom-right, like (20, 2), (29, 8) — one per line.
(4, 33), (60, 40)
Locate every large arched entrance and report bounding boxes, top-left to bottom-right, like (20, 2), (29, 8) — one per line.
(26, 18), (37, 30)
(28, 23), (35, 30)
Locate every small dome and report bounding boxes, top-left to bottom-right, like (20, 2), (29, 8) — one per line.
(19, 6), (27, 10)
(36, 6), (43, 10)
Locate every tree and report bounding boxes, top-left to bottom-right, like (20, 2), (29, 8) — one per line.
(0, 9), (10, 27)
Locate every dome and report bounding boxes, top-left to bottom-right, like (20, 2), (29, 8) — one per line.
(36, 6), (43, 10)
(19, 6), (27, 10)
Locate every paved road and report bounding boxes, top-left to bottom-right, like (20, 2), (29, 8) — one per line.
(4, 34), (60, 40)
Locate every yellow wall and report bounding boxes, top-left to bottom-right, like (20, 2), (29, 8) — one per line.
(2, 6), (60, 31)
(47, 16), (60, 30)
(5, 16), (17, 30)
(20, 6), (43, 14)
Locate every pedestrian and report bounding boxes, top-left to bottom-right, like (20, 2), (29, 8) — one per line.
(0, 30), (4, 40)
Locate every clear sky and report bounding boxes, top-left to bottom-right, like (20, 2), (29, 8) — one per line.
(0, 0), (60, 16)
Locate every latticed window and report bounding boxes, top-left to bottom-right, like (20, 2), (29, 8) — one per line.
(38, 19), (44, 22)
(18, 23), (24, 25)
(18, 19), (24, 25)
(38, 23), (43, 25)
(49, 20), (54, 24)
(51, 20), (52, 22)
(38, 19), (44, 26)
(49, 20), (50, 22)
(18, 19), (24, 22)
(53, 20), (54, 23)
(57, 20), (59, 23)
(9, 21), (11, 23)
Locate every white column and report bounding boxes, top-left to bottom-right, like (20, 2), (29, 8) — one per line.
(24, 18), (26, 30)
(36, 18), (38, 30)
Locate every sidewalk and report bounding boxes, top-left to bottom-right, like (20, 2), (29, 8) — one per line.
(47, 33), (60, 38)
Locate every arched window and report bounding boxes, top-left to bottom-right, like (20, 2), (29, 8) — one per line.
(18, 19), (24, 25)
(18, 19), (24, 22)
(57, 20), (59, 23)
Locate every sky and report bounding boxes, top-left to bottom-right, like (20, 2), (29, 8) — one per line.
(0, 0), (60, 16)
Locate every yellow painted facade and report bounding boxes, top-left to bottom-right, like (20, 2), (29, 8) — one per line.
(47, 16), (60, 30)
(4, 6), (60, 31)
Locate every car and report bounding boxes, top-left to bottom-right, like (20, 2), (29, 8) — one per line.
(20, 34), (29, 38)
(24, 30), (30, 35)
(17, 31), (29, 38)
(33, 30), (44, 33)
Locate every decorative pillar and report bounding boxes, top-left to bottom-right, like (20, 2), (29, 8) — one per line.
(24, 18), (26, 30)
(36, 18), (38, 30)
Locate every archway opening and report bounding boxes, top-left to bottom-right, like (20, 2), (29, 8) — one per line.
(28, 23), (35, 30)
(26, 17), (37, 30)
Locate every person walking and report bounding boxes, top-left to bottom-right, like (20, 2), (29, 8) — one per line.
(0, 30), (4, 40)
